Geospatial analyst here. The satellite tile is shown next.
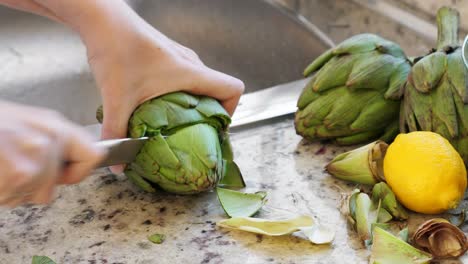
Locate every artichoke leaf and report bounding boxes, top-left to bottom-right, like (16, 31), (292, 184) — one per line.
(218, 160), (245, 188)
(148, 233), (166, 244)
(301, 224), (335, 244)
(370, 227), (433, 264)
(385, 60), (412, 100)
(371, 182), (408, 220)
(346, 53), (396, 91)
(411, 52), (447, 93)
(217, 215), (335, 244)
(32, 256), (56, 264)
(303, 49), (334, 76)
(412, 218), (468, 259)
(332, 33), (381, 54)
(216, 187), (267, 217)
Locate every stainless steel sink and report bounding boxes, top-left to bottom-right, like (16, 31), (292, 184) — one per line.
(0, 0), (331, 125)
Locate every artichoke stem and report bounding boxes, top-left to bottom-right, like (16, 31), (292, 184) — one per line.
(96, 105), (104, 124)
(436, 7), (460, 50)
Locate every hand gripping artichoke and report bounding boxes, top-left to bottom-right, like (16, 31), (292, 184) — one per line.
(400, 7), (468, 164)
(97, 92), (245, 194)
(295, 34), (412, 145)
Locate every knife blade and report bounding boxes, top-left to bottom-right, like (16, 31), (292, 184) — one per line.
(95, 137), (148, 168)
(87, 78), (309, 168)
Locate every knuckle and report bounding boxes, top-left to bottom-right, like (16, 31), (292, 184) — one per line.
(9, 166), (36, 186)
(185, 48), (199, 58)
(231, 78), (245, 95)
(26, 134), (52, 150)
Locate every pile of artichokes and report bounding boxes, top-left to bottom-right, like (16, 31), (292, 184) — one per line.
(296, 7), (468, 164)
(98, 92), (244, 195)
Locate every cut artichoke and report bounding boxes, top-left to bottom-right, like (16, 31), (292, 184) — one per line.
(400, 7), (468, 164)
(412, 218), (468, 259)
(326, 141), (387, 185)
(295, 34), (411, 145)
(97, 92), (245, 194)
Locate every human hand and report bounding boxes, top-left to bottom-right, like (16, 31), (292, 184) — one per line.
(0, 0), (244, 140)
(81, 10), (245, 141)
(0, 102), (105, 207)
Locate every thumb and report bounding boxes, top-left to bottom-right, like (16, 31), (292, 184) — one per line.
(101, 103), (133, 174)
(100, 102), (132, 140)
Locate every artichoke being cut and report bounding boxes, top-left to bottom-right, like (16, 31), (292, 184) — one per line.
(98, 92), (245, 194)
(401, 7), (468, 164)
(295, 33), (412, 145)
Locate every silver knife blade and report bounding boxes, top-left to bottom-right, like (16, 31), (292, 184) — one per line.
(95, 137), (148, 168)
(86, 78), (309, 168)
(231, 78), (310, 127)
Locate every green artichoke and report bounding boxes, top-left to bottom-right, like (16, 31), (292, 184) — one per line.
(295, 34), (412, 145)
(98, 92), (245, 194)
(400, 7), (468, 163)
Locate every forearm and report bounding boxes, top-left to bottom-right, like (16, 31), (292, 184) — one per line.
(0, 0), (142, 45)
(0, 0), (60, 22)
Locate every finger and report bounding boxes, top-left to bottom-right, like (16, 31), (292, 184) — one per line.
(29, 134), (62, 204)
(58, 128), (106, 184)
(29, 178), (55, 204)
(108, 164), (125, 174)
(0, 152), (41, 205)
(101, 100), (133, 140)
(2, 195), (26, 209)
(99, 97), (133, 173)
(184, 67), (244, 116)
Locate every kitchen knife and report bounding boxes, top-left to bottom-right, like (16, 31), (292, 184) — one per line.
(88, 78), (310, 168)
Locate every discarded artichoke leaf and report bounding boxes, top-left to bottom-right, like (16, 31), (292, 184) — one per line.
(217, 215), (335, 244)
(217, 215), (314, 236)
(370, 227), (433, 264)
(148, 233), (166, 244)
(355, 193), (374, 242)
(348, 189), (360, 220)
(216, 187), (267, 218)
(377, 208), (393, 223)
(398, 227), (409, 242)
(32, 256), (56, 264)
(301, 224), (335, 244)
(372, 182), (408, 220)
(413, 218), (468, 259)
(326, 141), (387, 185)
(218, 161), (246, 189)
(365, 222), (391, 247)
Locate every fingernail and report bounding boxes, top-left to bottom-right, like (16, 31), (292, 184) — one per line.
(109, 164), (125, 174)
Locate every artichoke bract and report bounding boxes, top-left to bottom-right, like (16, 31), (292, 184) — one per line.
(295, 34), (412, 145)
(400, 7), (468, 164)
(99, 92), (244, 194)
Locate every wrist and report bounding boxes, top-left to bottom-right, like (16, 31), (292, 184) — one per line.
(37, 0), (139, 47)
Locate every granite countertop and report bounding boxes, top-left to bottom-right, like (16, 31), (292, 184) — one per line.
(0, 118), (467, 264)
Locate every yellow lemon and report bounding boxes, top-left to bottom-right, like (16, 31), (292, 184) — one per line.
(384, 131), (467, 214)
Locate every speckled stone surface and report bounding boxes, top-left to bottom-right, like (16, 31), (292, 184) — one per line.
(1, 118), (467, 264)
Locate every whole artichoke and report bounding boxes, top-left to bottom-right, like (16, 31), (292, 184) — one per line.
(98, 92), (244, 194)
(295, 34), (412, 145)
(400, 7), (468, 163)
